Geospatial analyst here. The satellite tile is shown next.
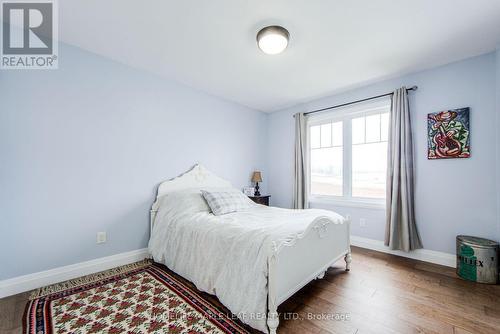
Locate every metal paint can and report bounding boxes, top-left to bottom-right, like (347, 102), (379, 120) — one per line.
(456, 235), (498, 284)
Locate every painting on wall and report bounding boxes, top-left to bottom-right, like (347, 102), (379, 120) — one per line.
(427, 108), (470, 159)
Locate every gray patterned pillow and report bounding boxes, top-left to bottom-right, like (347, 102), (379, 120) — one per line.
(201, 189), (252, 216)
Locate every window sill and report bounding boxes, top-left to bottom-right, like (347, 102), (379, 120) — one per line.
(309, 196), (385, 210)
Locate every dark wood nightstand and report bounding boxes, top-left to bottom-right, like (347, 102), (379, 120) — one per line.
(248, 195), (271, 206)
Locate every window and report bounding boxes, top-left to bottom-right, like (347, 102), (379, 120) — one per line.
(308, 98), (390, 206)
(310, 121), (343, 196)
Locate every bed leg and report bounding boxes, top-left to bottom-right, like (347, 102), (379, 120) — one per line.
(267, 310), (279, 334)
(316, 270), (326, 279)
(267, 251), (279, 334)
(344, 252), (352, 271)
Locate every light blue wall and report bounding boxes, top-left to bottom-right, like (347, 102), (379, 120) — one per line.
(0, 44), (268, 280)
(267, 52), (499, 254)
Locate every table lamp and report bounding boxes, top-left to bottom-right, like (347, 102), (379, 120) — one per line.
(251, 171), (262, 196)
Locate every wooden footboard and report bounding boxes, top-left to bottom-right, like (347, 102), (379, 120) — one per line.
(267, 216), (351, 334)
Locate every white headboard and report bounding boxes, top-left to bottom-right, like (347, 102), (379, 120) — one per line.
(150, 164), (232, 234)
(156, 164), (232, 200)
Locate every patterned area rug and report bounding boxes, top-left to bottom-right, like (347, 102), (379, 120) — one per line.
(25, 261), (250, 334)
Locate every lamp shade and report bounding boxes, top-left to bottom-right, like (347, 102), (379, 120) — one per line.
(251, 171), (262, 183)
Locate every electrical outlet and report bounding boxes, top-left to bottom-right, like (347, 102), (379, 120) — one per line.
(97, 232), (107, 244)
(359, 218), (367, 228)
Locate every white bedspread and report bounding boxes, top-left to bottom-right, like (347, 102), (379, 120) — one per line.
(148, 197), (343, 333)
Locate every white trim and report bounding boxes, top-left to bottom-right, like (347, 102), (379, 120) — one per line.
(351, 236), (456, 268)
(0, 248), (149, 299)
(309, 196), (385, 210)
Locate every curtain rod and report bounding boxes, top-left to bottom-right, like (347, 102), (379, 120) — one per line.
(302, 85), (418, 116)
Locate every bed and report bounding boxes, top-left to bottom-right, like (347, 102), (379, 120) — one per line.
(148, 165), (351, 334)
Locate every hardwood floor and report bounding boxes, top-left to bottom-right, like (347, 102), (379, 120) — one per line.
(1, 246), (499, 334)
(0, 291), (29, 334)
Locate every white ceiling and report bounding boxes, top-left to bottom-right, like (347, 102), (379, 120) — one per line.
(59, 0), (500, 112)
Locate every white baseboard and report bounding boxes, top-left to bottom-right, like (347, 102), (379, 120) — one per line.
(351, 236), (456, 268)
(0, 248), (149, 299)
(0, 239), (455, 299)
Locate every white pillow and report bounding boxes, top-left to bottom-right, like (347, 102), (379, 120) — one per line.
(201, 188), (253, 216)
(154, 189), (211, 213)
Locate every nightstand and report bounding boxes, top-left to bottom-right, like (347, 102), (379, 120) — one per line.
(248, 195), (271, 206)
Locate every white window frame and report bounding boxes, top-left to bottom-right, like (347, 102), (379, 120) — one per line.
(307, 97), (391, 210)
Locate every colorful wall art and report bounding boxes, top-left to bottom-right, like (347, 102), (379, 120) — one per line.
(427, 108), (470, 159)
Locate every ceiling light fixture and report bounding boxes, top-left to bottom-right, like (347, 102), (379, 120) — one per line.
(256, 25), (289, 55)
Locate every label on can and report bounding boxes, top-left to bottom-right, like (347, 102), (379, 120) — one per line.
(458, 244), (477, 281)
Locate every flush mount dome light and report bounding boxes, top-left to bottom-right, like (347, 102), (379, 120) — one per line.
(256, 25), (289, 55)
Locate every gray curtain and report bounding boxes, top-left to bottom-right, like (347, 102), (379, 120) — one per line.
(293, 112), (309, 209)
(385, 87), (423, 251)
